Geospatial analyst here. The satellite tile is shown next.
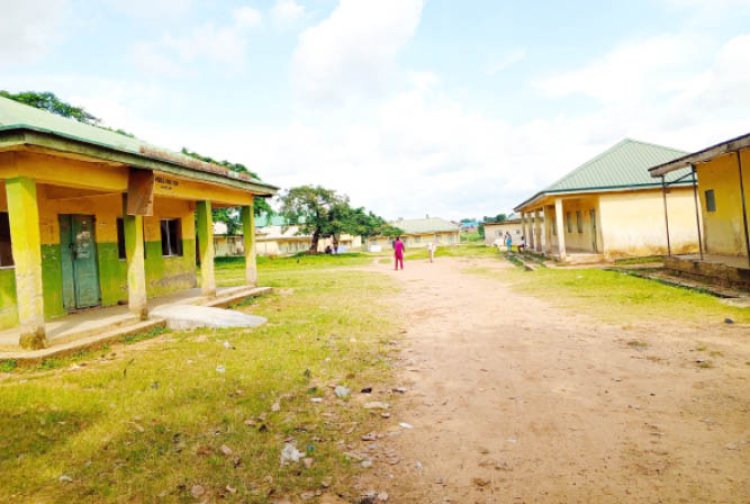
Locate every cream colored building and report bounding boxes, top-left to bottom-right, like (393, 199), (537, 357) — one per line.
(514, 139), (700, 262)
(368, 217), (460, 250)
(247, 215), (361, 256)
(483, 215), (524, 246)
(649, 132), (750, 288)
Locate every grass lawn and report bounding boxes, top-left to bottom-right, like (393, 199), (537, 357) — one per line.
(378, 243), (500, 264)
(0, 254), (397, 502)
(488, 254), (750, 325)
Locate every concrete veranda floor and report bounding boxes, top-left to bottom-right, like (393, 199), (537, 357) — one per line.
(0, 286), (265, 351)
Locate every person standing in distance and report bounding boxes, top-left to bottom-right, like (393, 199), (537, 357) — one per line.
(393, 236), (405, 270)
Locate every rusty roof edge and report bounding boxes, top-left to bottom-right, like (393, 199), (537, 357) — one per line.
(0, 126), (279, 195)
(649, 131), (750, 177)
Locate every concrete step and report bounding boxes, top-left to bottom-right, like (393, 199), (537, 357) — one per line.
(204, 286), (273, 309)
(49, 313), (141, 346)
(0, 319), (166, 364)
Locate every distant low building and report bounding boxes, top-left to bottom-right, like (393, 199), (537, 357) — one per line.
(252, 214), (361, 256)
(369, 217), (460, 249)
(460, 219), (480, 232)
(483, 214), (524, 246)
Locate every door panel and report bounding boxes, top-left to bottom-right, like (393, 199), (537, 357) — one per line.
(60, 215), (101, 310)
(59, 216), (76, 310)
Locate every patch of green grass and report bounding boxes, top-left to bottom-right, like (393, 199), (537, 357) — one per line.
(0, 359), (17, 373)
(627, 340), (649, 349)
(460, 231), (483, 243)
(215, 253), (373, 287)
(614, 255), (664, 266)
(0, 258), (398, 501)
(378, 244), (500, 264)
(479, 266), (750, 325)
(38, 358), (64, 370)
(122, 326), (167, 345)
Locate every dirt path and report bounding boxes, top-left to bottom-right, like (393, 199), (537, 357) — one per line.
(357, 257), (750, 503)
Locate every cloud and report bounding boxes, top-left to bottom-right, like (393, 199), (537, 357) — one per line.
(535, 35), (697, 105)
(292, 0), (425, 105)
(130, 6), (262, 75)
(484, 48), (527, 76)
(0, 0), (70, 66)
(271, 0), (306, 27)
(107, 0), (194, 20)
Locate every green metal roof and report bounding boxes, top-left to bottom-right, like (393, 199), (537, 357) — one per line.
(390, 217), (460, 234)
(0, 95), (277, 195)
(255, 214), (292, 227)
(515, 139), (691, 211)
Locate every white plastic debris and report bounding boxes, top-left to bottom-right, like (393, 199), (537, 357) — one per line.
(280, 443), (304, 465)
(216, 365), (226, 374)
(399, 422), (413, 430)
(335, 385), (351, 398)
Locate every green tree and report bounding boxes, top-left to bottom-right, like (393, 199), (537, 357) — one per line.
(1, 90), (100, 124)
(1, 90), (136, 137)
(280, 185), (348, 253)
(496, 213), (507, 223)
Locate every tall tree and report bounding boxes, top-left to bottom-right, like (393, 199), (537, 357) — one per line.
(280, 185), (347, 253)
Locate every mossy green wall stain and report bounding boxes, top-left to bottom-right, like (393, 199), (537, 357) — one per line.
(0, 268), (18, 329)
(145, 239), (197, 297)
(1, 238), (197, 330)
(97, 242), (128, 306)
(41, 244), (66, 320)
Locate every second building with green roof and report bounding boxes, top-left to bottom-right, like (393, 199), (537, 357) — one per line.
(514, 139), (701, 262)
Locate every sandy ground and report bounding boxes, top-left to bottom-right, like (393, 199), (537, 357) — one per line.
(356, 257), (750, 503)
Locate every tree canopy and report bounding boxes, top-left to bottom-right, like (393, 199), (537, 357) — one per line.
(1, 90), (99, 124)
(280, 185), (398, 253)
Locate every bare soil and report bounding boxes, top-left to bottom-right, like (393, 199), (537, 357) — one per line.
(357, 257), (750, 503)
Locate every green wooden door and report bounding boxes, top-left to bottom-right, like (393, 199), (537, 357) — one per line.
(60, 215), (101, 310)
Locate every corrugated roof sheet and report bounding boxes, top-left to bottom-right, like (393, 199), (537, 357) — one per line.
(515, 139), (692, 211)
(255, 214), (292, 227)
(391, 217), (460, 234)
(0, 95), (274, 190)
(545, 139), (689, 192)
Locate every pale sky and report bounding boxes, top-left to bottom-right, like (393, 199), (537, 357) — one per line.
(2, 0), (750, 220)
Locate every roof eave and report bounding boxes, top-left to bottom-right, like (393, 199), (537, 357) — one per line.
(514, 181), (693, 212)
(0, 126), (279, 196)
(649, 132), (750, 177)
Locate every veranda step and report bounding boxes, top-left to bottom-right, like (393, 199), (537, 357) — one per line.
(0, 319), (167, 365)
(203, 286), (274, 309)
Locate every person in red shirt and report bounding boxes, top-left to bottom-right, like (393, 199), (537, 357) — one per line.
(393, 236), (405, 270)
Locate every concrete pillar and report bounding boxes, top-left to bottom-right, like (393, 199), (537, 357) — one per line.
(536, 210), (544, 253)
(123, 196), (148, 320)
(529, 212), (536, 250)
(555, 198), (567, 261)
(196, 200), (216, 297)
(241, 204), (257, 286)
(543, 206), (553, 255)
(6, 177), (46, 349)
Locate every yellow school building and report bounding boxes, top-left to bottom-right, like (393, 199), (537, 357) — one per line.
(0, 96), (277, 348)
(649, 132), (750, 288)
(514, 139), (700, 262)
